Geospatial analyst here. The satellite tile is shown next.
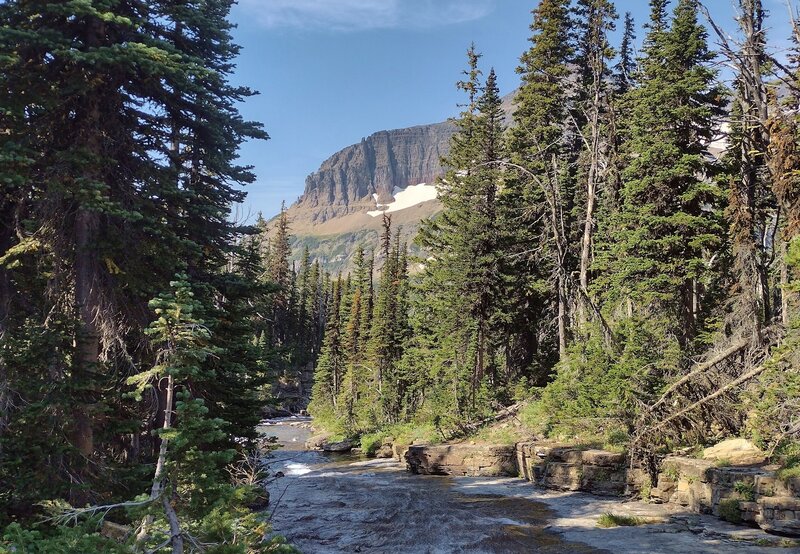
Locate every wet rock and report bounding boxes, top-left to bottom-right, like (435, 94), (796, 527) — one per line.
(322, 439), (354, 452)
(702, 438), (766, 466)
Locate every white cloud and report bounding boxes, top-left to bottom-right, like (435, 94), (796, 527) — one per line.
(238, 0), (494, 31)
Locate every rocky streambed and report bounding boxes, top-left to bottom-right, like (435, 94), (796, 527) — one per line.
(258, 419), (794, 553)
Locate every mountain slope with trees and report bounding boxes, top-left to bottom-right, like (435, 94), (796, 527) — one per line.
(308, 0), (800, 481)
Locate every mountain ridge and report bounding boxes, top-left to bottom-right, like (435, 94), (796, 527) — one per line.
(274, 92), (517, 273)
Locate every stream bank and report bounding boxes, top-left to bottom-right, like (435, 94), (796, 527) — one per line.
(261, 418), (796, 553)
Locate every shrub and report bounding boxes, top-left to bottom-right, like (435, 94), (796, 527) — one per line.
(1, 521), (129, 554)
(734, 481), (756, 502)
(718, 498), (742, 523)
(662, 463), (680, 481)
(360, 432), (383, 457)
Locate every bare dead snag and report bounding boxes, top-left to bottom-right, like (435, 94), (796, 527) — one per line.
(136, 374), (175, 549)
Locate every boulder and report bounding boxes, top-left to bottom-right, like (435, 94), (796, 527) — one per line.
(305, 433), (332, 450)
(406, 444), (517, 477)
(322, 439), (354, 453)
(393, 443), (410, 462)
(703, 438), (766, 466)
(581, 449), (625, 468)
(375, 444), (394, 458)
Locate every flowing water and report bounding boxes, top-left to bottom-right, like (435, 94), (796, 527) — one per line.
(258, 418), (599, 553)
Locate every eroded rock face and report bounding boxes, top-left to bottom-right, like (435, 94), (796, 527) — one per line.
(650, 457), (800, 536)
(702, 438), (766, 466)
(405, 444), (517, 477)
(515, 443), (628, 496)
(297, 123), (456, 224)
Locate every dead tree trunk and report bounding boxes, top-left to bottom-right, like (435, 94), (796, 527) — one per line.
(136, 374), (179, 549)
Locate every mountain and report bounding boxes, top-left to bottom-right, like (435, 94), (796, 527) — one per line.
(276, 93), (517, 274)
(296, 122), (455, 224)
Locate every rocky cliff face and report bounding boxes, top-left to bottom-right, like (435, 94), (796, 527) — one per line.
(296, 122), (456, 223)
(275, 92), (517, 274)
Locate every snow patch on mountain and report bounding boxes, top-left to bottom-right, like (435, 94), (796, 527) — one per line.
(367, 183), (438, 217)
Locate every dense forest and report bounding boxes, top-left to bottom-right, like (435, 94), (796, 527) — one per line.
(309, 0), (800, 480)
(0, 0), (321, 551)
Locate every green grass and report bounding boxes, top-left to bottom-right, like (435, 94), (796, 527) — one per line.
(662, 463), (680, 481)
(777, 464), (800, 481)
(355, 422), (442, 457)
(360, 432), (383, 456)
(639, 477), (653, 501)
(714, 457), (733, 468)
(596, 513), (648, 528)
(471, 425), (525, 445)
(777, 455), (800, 482)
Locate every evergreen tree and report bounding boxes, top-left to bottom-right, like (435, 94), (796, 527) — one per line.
(269, 203), (292, 347)
(604, 0), (726, 352)
(0, 5), (309, 549)
(573, 0), (618, 323)
(507, 0), (575, 357)
(366, 223), (410, 423)
(614, 12), (637, 94)
(414, 49), (508, 418)
(309, 276), (345, 426)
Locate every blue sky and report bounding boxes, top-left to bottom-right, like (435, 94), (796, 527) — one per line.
(227, 0), (795, 220)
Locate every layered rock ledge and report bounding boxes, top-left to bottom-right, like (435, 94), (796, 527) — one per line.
(403, 440), (800, 537)
(406, 444), (517, 477)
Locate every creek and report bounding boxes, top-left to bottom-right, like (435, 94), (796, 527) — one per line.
(257, 417), (597, 553)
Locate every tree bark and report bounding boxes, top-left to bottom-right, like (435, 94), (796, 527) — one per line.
(71, 15), (107, 459)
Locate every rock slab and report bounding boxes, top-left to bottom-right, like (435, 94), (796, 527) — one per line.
(406, 444), (517, 477)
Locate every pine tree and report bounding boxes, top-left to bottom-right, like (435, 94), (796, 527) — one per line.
(606, 0), (725, 348)
(0, 0), (272, 524)
(310, 276), (345, 425)
(724, 0), (775, 334)
(507, 0), (575, 356)
(269, 203), (292, 347)
(614, 12), (637, 94)
(414, 49), (508, 418)
(573, 0), (618, 323)
(366, 223), (410, 423)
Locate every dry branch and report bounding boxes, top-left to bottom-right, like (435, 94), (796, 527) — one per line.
(647, 338), (750, 414)
(457, 401), (527, 435)
(634, 362), (768, 445)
